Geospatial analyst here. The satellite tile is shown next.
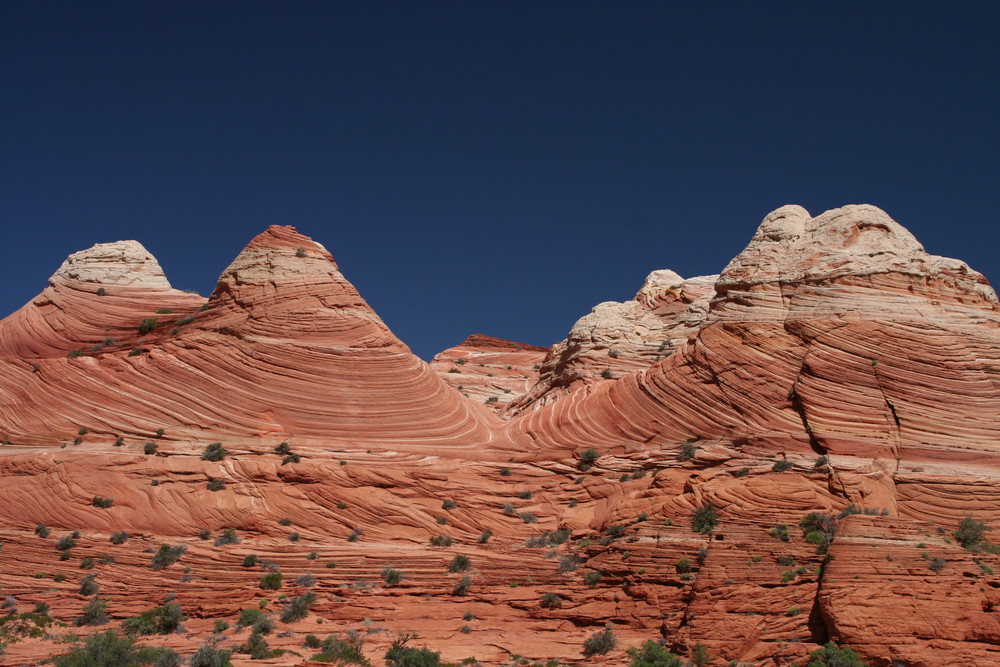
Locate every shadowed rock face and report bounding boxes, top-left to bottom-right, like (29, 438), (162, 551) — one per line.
(0, 206), (998, 666)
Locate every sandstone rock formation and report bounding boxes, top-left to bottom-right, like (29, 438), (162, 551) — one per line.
(0, 226), (502, 454)
(0, 206), (998, 667)
(430, 334), (547, 410)
(508, 270), (717, 413)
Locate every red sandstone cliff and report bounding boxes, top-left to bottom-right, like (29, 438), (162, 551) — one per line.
(0, 206), (998, 666)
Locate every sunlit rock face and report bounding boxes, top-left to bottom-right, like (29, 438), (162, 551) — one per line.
(0, 206), (998, 667)
(430, 334), (548, 411)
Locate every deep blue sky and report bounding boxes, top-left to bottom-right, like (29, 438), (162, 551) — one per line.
(2, 2), (998, 360)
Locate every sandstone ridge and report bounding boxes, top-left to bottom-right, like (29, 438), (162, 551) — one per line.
(0, 206), (998, 667)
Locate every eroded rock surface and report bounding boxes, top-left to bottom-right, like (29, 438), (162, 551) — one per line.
(1, 206), (998, 666)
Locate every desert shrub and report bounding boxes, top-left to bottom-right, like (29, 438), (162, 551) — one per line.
(435, 516), (447, 525)
(559, 554), (582, 574)
(207, 479), (226, 491)
(128, 347), (149, 357)
(79, 574), (99, 595)
(274, 442), (290, 455)
(347, 530), (361, 542)
(122, 601), (183, 635)
(601, 369), (613, 379)
(772, 459), (793, 472)
(68, 349), (83, 358)
(929, 557), (946, 572)
(626, 640), (683, 667)
(282, 453), (300, 464)
(678, 441), (697, 461)
(776, 555), (796, 566)
(814, 455), (830, 469)
(242, 554), (258, 568)
(518, 490), (533, 500)
(213, 620), (229, 633)
(288, 532), (300, 542)
(448, 555), (471, 572)
(237, 608), (265, 628)
(80, 557), (95, 569)
(280, 593), (316, 623)
(202, 442), (227, 461)
(606, 524), (626, 538)
(237, 631), (279, 659)
(583, 570), (603, 585)
(35, 524), (50, 538)
(297, 573), (317, 587)
(190, 639), (233, 667)
(214, 528), (240, 546)
(500, 467), (512, 476)
(385, 634), (441, 667)
(442, 499), (457, 510)
(502, 502), (516, 515)
(582, 625), (617, 656)
(805, 641), (866, 666)
(452, 576), (472, 596)
(954, 514), (988, 550)
(336, 501), (348, 509)
(56, 534), (77, 550)
(838, 504), (862, 519)
(311, 635), (371, 664)
(692, 503), (719, 533)
(138, 318), (158, 335)
(429, 535), (452, 547)
(675, 558), (692, 574)
(381, 568), (403, 586)
(260, 569), (283, 590)
(151, 544), (186, 570)
(578, 448), (599, 471)
(520, 512), (537, 523)
(198, 529), (211, 540)
(769, 524), (791, 541)
(110, 531), (129, 545)
(76, 595), (109, 626)
(781, 570), (796, 583)
(477, 530), (493, 544)
(540, 592), (562, 609)
(50, 629), (180, 666)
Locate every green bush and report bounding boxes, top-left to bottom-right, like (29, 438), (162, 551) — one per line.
(207, 479), (226, 491)
(260, 570), (283, 590)
(675, 558), (692, 574)
(190, 639), (233, 667)
(121, 601), (183, 635)
(429, 535), (452, 547)
(805, 641), (866, 666)
(381, 568), (403, 586)
(137, 318), (158, 335)
(954, 514), (988, 550)
(311, 634), (371, 665)
(237, 608), (265, 628)
(769, 524), (790, 541)
(214, 528), (239, 546)
(79, 574), (99, 596)
(578, 448), (599, 471)
(385, 634), (441, 667)
(91, 496), (113, 509)
(151, 544), (186, 570)
(51, 629), (179, 666)
(442, 499), (456, 510)
(76, 595), (109, 626)
(540, 592), (562, 609)
(280, 593), (316, 623)
(677, 441), (697, 461)
(109, 531), (129, 545)
(35, 524), (50, 538)
(242, 554), (258, 567)
(202, 442), (227, 462)
(452, 576), (472, 596)
(772, 459), (793, 472)
(582, 625), (617, 656)
(691, 504), (719, 533)
(448, 555), (471, 573)
(626, 640), (683, 667)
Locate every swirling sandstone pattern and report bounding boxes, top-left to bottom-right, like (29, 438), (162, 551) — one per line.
(0, 206), (998, 666)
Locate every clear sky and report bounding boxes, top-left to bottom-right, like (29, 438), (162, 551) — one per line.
(2, 1), (997, 360)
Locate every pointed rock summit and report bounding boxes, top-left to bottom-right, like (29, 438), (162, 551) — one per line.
(50, 240), (172, 289)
